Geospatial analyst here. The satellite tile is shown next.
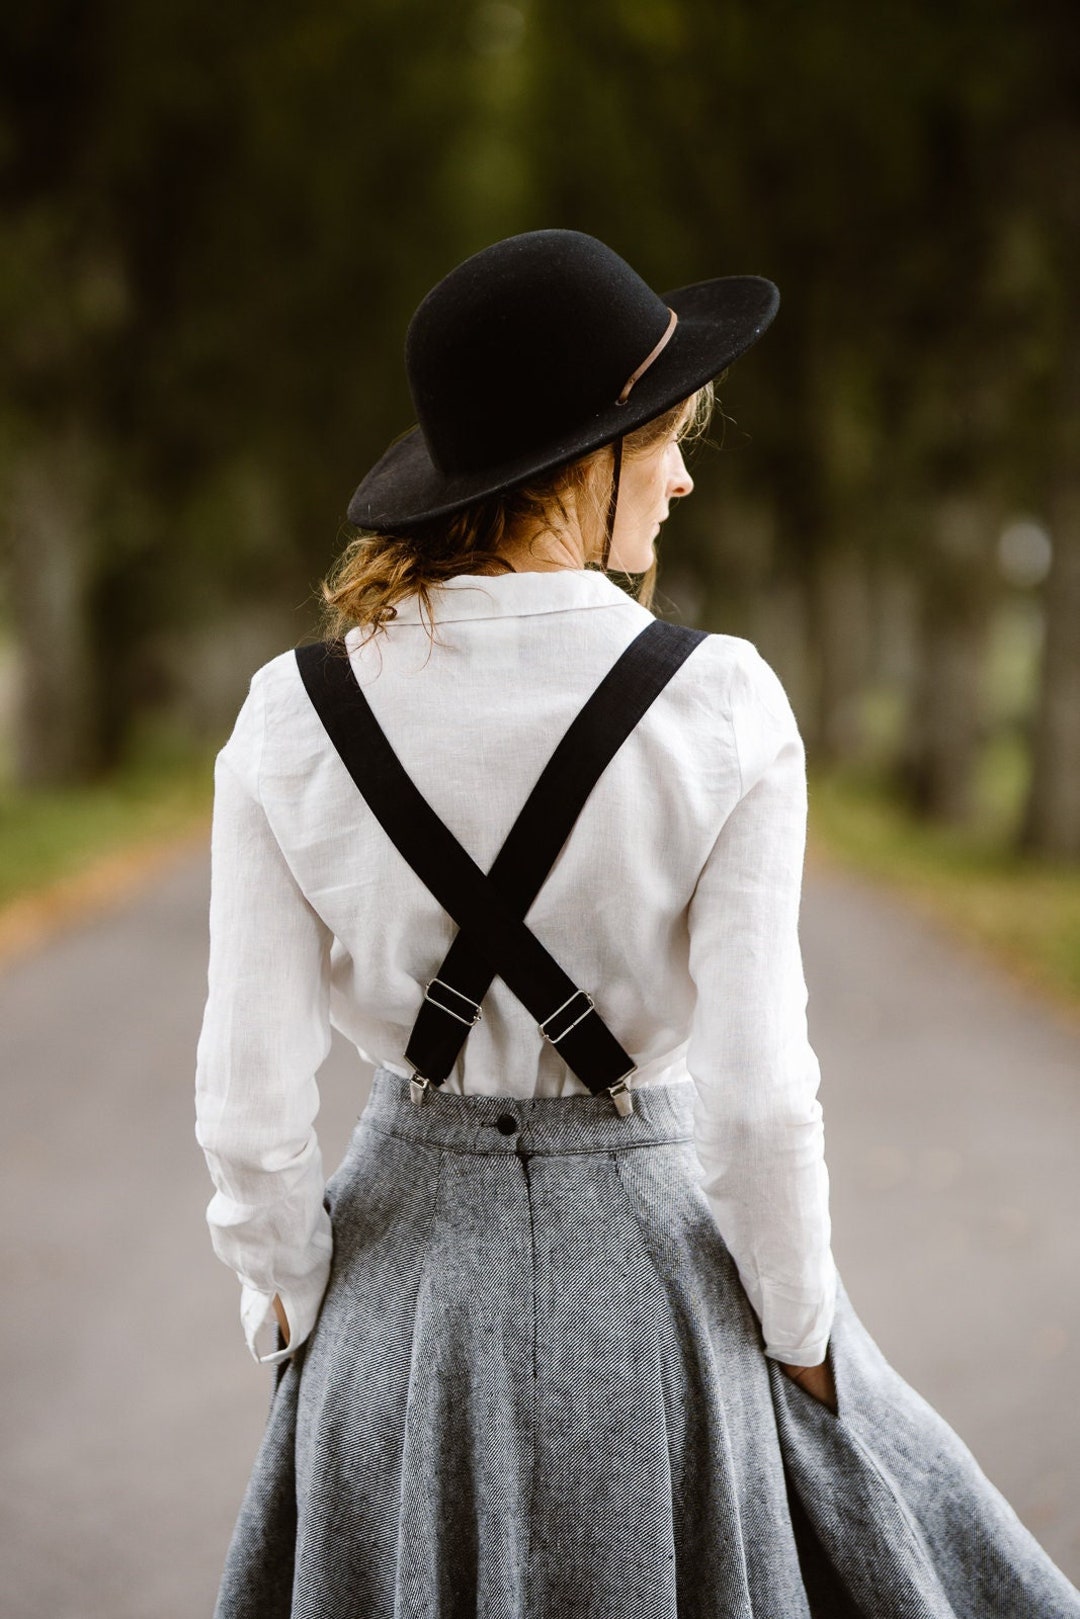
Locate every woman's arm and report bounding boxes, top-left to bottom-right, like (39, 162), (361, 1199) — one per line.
(194, 665), (335, 1366)
(685, 639), (838, 1375)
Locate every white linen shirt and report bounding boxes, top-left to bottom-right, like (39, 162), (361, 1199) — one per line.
(194, 566), (837, 1370)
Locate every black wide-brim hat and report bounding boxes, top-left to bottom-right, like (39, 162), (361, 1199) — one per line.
(347, 229), (779, 533)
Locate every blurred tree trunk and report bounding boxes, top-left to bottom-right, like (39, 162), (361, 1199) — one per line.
(1021, 403), (1080, 857)
(897, 495), (997, 826)
(6, 428), (102, 785)
(867, 557), (919, 688)
(807, 536), (873, 766)
(1019, 83), (1080, 859)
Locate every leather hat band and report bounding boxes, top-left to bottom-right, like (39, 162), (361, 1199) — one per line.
(615, 308), (678, 406)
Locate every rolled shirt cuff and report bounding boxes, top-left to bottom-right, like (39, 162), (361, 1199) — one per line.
(240, 1257), (331, 1366)
(764, 1337), (832, 1368)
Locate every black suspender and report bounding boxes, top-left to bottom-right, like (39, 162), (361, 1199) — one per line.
(295, 618), (707, 1114)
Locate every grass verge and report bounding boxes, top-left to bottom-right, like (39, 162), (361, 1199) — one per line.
(806, 766), (1080, 1023)
(0, 750), (215, 909)
(0, 736), (216, 963)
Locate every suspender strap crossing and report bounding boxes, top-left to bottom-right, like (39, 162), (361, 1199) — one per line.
(295, 618), (706, 1113)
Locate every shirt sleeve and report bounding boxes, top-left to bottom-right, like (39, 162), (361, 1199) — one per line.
(194, 666), (335, 1367)
(685, 640), (837, 1367)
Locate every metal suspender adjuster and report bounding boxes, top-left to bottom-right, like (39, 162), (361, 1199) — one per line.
(538, 990), (637, 1116)
(537, 989), (595, 1045)
(424, 977), (484, 1027)
(410, 980), (484, 1105)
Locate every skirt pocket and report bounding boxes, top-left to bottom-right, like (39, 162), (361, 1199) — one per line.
(772, 1336), (845, 1421)
(770, 1273), (1080, 1618)
(768, 1322), (946, 1617)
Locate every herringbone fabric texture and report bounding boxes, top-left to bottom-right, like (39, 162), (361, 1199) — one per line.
(213, 1068), (1080, 1619)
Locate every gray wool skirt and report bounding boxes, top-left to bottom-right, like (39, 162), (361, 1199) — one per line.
(213, 1066), (1080, 1619)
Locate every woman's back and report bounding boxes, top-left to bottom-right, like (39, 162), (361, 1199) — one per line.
(208, 566), (801, 1097)
(199, 561), (836, 1376)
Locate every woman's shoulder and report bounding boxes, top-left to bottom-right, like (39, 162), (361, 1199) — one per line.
(249, 645), (309, 689)
(244, 645), (329, 714)
(221, 648), (332, 770)
(666, 628), (794, 727)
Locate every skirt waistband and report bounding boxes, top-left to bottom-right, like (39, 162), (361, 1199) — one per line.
(361, 1066), (698, 1156)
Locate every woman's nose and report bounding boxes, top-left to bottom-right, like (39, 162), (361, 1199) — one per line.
(667, 445), (694, 498)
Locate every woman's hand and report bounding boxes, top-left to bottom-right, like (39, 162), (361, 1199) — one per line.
(272, 1293), (291, 1347)
(778, 1353), (837, 1414)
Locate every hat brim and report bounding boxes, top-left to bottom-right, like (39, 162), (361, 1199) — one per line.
(345, 273), (779, 532)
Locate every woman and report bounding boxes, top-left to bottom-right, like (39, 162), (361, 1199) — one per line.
(195, 230), (1080, 1617)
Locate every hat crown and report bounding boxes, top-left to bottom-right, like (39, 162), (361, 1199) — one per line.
(405, 230), (672, 478)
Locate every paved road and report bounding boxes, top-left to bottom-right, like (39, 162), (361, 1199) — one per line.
(1, 847), (1078, 1615)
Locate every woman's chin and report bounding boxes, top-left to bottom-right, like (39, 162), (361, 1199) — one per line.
(607, 533), (657, 572)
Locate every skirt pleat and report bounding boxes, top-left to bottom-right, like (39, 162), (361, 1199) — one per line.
(212, 1067), (1080, 1619)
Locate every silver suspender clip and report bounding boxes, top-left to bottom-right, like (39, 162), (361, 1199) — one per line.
(410, 1070), (432, 1106)
(607, 1070), (637, 1117)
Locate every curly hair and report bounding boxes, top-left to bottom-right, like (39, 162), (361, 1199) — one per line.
(318, 380), (716, 648)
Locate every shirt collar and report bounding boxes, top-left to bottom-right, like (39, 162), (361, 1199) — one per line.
(370, 568), (639, 624)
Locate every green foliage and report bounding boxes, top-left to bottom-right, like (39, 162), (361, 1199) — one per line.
(0, 734), (214, 908)
(0, 0), (1077, 841)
